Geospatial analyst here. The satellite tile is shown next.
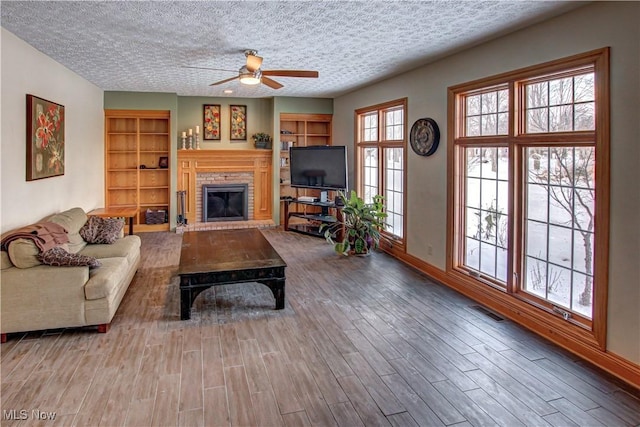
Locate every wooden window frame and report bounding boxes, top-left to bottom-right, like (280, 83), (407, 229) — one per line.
(447, 48), (610, 349)
(355, 98), (408, 253)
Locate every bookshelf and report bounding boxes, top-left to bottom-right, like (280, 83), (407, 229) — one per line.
(105, 110), (171, 232)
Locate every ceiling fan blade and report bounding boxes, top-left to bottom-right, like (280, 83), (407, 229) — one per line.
(183, 65), (237, 73)
(246, 54), (263, 72)
(210, 76), (239, 86)
(261, 70), (319, 78)
(261, 76), (284, 89)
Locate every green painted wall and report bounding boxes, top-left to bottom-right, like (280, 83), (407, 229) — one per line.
(103, 92), (332, 226)
(274, 97), (333, 115)
(176, 97), (274, 150)
(104, 91), (179, 112)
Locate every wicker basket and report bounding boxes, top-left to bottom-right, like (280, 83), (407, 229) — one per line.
(145, 209), (167, 224)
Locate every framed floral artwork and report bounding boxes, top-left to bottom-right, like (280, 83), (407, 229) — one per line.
(203, 104), (221, 140)
(230, 105), (247, 140)
(26, 94), (65, 181)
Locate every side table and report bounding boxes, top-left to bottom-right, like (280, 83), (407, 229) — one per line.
(88, 207), (138, 235)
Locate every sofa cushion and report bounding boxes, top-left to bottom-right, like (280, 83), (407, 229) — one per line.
(46, 207), (88, 253)
(84, 257), (130, 300)
(39, 246), (101, 268)
(78, 235), (141, 265)
(80, 216), (124, 244)
(7, 238), (41, 268)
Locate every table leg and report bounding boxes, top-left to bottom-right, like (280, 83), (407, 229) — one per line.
(259, 278), (285, 310)
(283, 201), (290, 231)
(180, 287), (192, 320)
(128, 215), (134, 235)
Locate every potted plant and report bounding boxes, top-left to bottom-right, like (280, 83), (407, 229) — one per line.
(321, 190), (387, 256)
(252, 132), (272, 149)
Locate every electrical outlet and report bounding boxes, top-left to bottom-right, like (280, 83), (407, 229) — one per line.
(428, 245), (433, 255)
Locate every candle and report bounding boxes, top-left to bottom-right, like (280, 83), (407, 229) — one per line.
(181, 131), (186, 138)
(195, 125), (200, 134)
(188, 128), (193, 136)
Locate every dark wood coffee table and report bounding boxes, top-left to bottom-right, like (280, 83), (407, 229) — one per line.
(178, 229), (286, 320)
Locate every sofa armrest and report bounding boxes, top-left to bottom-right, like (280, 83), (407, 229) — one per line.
(1, 265), (89, 334)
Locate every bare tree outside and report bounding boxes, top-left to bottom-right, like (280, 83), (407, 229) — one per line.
(525, 72), (595, 312)
(527, 147), (595, 307)
(456, 56), (605, 325)
(462, 76), (595, 314)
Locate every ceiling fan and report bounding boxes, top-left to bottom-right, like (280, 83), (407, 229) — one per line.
(185, 50), (319, 89)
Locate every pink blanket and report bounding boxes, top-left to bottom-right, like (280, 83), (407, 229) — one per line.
(1, 221), (69, 252)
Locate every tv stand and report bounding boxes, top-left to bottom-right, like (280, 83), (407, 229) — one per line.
(283, 198), (343, 240)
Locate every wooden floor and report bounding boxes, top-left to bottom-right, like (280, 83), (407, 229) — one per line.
(2, 229), (639, 427)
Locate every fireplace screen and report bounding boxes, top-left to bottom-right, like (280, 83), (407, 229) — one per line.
(202, 184), (248, 222)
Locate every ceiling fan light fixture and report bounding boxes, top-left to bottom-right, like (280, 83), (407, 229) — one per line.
(239, 74), (261, 85)
(203, 50), (317, 89)
(245, 51), (263, 72)
(239, 66), (262, 85)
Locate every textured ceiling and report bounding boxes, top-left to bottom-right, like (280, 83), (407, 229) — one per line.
(1, 1), (584, 98)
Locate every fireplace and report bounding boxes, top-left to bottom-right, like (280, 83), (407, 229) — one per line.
(202, 184), (248, 222)
(177, 150), (272, 224)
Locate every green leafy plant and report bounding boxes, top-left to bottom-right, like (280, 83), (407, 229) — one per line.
(252, 132), (272, 148)
(321, 190), (387, 256)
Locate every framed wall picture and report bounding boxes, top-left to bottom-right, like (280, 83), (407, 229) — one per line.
(26, 94), (65, 181)
(230, 105), (247, 140)
(203, 104), (221, 140)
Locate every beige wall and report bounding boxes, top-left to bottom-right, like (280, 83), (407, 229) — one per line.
(1, 29), (105, 233)
(333, 2), (640, 364)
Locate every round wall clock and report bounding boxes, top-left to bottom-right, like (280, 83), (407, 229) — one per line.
(410, 118), (440, 156)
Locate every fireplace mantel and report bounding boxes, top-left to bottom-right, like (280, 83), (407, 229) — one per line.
(177, 150), (272, 225)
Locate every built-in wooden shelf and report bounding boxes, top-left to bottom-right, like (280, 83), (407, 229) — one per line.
(105, 109), (171, 232)
(279, 113), (333, 225)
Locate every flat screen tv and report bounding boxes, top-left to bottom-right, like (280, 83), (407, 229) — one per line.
(289, 146), (348, 191)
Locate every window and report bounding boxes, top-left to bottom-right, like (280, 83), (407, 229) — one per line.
(356, 99), (407, 246)
(448, 49), (609, 346)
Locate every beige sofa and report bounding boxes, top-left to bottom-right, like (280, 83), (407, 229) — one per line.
(0, 207), (140, 342)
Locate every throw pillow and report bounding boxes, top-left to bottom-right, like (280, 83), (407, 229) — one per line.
(80, 216), (124, 244)
(38, 246), (101, 268)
